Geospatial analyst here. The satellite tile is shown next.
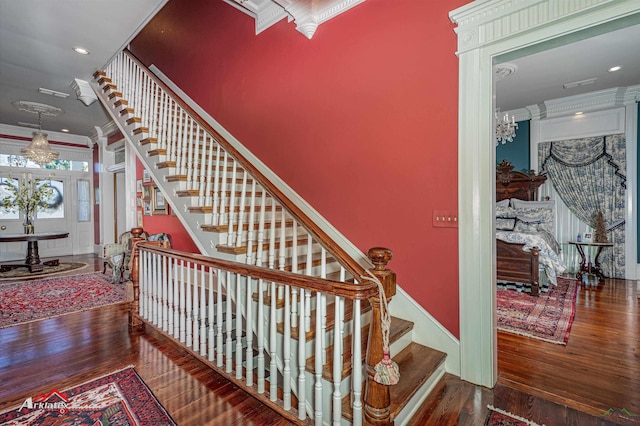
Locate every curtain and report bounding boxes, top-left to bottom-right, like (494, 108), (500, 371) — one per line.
(539, 134), (626, 278)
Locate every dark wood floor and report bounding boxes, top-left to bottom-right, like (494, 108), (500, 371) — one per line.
(1, 254), (638, 425)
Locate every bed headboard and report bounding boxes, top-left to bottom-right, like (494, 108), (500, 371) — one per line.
(496, 160), (547, 202)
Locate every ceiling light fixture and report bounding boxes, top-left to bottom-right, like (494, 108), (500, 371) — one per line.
(73, 46), (90, 55)
(495, 109), (518, 145)
(20, 111), (59, 166)
(575, 111), (584, 115)
(608, 66), (622, 72)
(61, 128), (70, 133)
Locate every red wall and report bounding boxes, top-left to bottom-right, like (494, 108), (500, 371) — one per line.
(131, 0), (464, 336)
(135, 158), (199, 254)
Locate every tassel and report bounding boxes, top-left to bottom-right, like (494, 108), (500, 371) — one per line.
(374, 349), (400, 385)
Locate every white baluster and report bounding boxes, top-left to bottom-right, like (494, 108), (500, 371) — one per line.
(219, 152), (229, 228)
(173, 258), (180, 339)
(225, 270), (233, 373)
(283, 283), (291, 410)
(255, 192), (267, 267)
(298, 288), (306, 420)
(162, 254), (169, 332)
(200, 266), (207, 356)
(245, 181), (257, 265)
(315, 290), (323, 425)
(169, 100), (178, 164)
(332, 296), (343, 426)
(185, 261), (193, 349)
(291, 220), (298, 325)
(192, 264), (199, 351)
(269, 280), (277, 401)
(305, 238), (313, 331)
(216, 269), (223, 367)
(204, 137), (215, 206)
(140, 251), (147, 320)
(235, 170), (248, 248)
(352, 300), (363, 426)
(268, 203), (276, 270)
(257, 278), (265, 393)
(211, 145), (222, 225)
(167, 257), (174, 337)
(208, 269), (215, 362)
(179, 260), (186, 343)
(185, 119), (194, 191)
(227, 161), (238, 246)
(236, 273), (243, 379)
(245, 276), (253, 386)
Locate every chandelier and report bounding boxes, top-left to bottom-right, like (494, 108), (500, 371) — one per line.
(495, 109), (518, 145)
(21, 112), (59, 166)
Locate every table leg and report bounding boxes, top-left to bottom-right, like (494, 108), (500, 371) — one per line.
(593, 246), (607, 281)
(25, 241), (44, 272)
(575, 244), (586, 282)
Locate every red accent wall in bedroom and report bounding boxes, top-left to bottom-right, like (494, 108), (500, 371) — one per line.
(136, 158), (199, 254)
(131, 0), (464, 336)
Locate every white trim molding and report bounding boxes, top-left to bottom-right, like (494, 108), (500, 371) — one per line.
(222, 0), (365, 39)
(449, 0), (640, 388)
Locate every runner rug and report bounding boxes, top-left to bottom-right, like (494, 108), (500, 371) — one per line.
(496, 276), (578, 345)
(0, 272), (125, 329)
(0, 367), (176, 425)
(485, 405), (542, 425)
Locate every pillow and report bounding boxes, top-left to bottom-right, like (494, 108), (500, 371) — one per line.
(496, 205), (516, 219)
(513, 219), (541, 233)
(496, 199), (510, 208)
(510, 198), (555, 209)
(496, 218), (516, 231)
(513, 207), (555, 234)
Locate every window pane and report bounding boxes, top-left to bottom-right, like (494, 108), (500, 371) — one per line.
(0, 177), (19, 219)
(77, 179), (91, 222)
(37, 179), (64, 219)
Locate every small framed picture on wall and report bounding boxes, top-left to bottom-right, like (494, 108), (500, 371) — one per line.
(143, 169), (151, 183)
(144, 200), (152, 216)
(137, 197), (142, 207)
(153, 186), (168, 215)
(143, 185), (151, 201)
(137, 210), (143, 227)
(136, 179), (143, 193)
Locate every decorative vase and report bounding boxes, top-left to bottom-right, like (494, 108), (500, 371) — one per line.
(23, 213), (35, 234)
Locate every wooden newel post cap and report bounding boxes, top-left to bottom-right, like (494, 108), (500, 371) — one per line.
(131, 227), (144, 238)
(368, 247), (392, 271)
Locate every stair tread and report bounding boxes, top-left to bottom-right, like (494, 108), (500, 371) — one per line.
(305, 316), (414, 381)
(340, 342), (447, 421)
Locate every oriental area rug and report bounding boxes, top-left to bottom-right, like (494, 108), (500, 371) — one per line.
(496, 276), (578, 345)
(485, 405), (542, 426)
(0, 272), (125, 329)
(0, 367), (176, 425)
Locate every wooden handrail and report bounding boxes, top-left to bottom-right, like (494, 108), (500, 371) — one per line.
(134, 243), (379, 301)
(122, 49), (369, 282)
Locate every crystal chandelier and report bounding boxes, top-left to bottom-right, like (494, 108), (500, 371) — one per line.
(495, 109), (518, 145)
(21, 112), (59, 166)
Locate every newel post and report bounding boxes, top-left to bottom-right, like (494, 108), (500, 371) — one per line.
(128, 227), (146, 328)
(363, 247), (396, 425)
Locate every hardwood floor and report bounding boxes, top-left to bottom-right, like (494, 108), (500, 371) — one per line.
(1, 255), (638, 425)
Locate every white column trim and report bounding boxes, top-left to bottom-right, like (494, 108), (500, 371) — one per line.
(449, 0), (640, 387)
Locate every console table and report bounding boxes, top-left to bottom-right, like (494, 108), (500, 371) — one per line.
(0, 232), (69, 273)
(568, 241), (613, 283)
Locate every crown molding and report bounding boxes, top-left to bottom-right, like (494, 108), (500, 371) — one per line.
(224, 0), (365, 39)
(449, 0), (639, 55)
(0, 124), (92, 147)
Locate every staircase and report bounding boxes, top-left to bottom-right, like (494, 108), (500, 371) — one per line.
(93, 49), (449, 425)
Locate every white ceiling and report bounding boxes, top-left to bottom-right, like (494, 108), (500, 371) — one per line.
(0, 3), (637, 140)
(496, 22), (640, 112)
(0, 0), (166, 138)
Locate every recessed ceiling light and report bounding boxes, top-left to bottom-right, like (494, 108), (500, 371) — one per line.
(575, 111), (584, 115)
(608, 66), (622, 72)
(61, 128), (70, 133)
(73, 46), (90, 55)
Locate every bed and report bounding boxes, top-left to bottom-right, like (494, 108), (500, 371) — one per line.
(495, 160), (565, 296)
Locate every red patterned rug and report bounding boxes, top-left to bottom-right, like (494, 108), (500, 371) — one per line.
(0, 367), (175, 425)
(485, 405), (542, 425)
(0, 272), (125, 329)
(497, 276), (577, 345)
